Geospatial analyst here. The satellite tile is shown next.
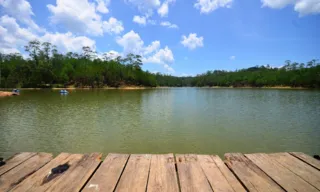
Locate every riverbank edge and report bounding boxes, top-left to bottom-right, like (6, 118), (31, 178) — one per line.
(0, 91), (14, 97)
(0, 85), (316, 92)
(0, 86), (154, 91)
(200, 86), (312, 89)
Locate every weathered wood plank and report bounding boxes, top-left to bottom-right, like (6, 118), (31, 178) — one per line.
(268, 153), (320, 190)
(10, 153), (76, 192)
(290, 152), (320, 170)
(147, 154), (179, 192)
(197, 155), (235, 192)
(0, 153), (52, 191)
(176, 154), (212, 192)
(0, 152), (36, 176)
(115, 154), (151, 192)
(11, 153), (101, 192)
(225, 153), (284, 192)
(45, 153), (101, 192)
(83, 153), (129, 192)
(210, 155), (246, 192)
(246, 153), (318, 192)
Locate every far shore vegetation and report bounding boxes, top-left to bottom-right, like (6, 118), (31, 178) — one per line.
(0, 40), (319, 89)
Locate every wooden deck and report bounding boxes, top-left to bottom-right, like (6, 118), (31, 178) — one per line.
(0, 152), (319, 192)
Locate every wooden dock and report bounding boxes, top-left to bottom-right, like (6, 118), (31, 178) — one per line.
(0, 152), (319, 191)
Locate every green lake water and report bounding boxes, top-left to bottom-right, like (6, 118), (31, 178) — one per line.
(0, 88), (319, 158)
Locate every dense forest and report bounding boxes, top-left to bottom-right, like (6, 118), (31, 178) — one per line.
(0, 41), (319, 88)
(0, 40), (157, 88)
(191, 60), (320, 88)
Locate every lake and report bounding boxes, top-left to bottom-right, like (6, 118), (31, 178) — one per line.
(0, 88), (319, 158)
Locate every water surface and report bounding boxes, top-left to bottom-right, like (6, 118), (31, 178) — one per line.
(1, 88), (319, 158)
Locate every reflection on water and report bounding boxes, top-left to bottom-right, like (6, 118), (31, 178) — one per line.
(0, 88), (319, 158)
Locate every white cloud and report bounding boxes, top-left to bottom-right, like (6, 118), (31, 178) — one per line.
(0, 15), (37, 53)
(194, 0), (233, 14)
(230, 55), (235, 60)
(106, 50), (121, 59)
(97, 50), (121, 60)
(181, 33), (204, 50)
(164, 64), (175, 73)
(261, 0), (320, 16)
(144, 46), (174, 64)
(160, 21), (178, 29)
(95, 0), (110, 14)
(47, 0), (103, 35)
(116, 30), (144, 55)
(158, 0), (175, 17)
(47, 0), (124, 36)
(133, 15), (147, 25)
(126, 0), (175, 17)
(103, 17), (124, 34)
(294, 0), (320, 15)
(158, 2), (169, 17)
(0, 15), (96, 54)
(126, 0), (161, 16)
(0, 0), (44, 32)
(41, 32), (96, 53)
(144, 41), (160, 55)
(116, 30), (175, 73)
(0, 47), (20, 54)
(133, 16), (158, 26)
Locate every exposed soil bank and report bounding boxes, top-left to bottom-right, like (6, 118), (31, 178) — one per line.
(0, 86), (314, 92)
(0, 91), (13, 97)
(52, 86), (152, 90)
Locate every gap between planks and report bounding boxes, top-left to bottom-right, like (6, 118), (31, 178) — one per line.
(1, 152), (319, 192)
(0, 152), (37, 176)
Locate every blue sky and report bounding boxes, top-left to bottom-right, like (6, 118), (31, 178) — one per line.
(1, 0), (319, 76)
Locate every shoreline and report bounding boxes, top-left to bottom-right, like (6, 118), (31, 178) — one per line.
(200, 86), (312, 90)
(1, 86), (154, 91)
(0, 91), (13, 97)
(51, 86), (153, 90)
(0, 86), (316, 91)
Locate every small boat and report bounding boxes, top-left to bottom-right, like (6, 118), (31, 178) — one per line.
(12, 89), (20, 96)
(59, 89), (69, 94)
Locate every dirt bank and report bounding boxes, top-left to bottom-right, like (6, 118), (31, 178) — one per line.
(0, 91), (13, 97)
(51, 86), (153, 90)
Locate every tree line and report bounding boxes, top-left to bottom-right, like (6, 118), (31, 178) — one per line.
(190, 60), (320, 88)
(0, 41), (319, 88)
(0, 40), (157, 88)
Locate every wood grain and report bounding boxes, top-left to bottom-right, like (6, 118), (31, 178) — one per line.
(4, 152), (319, 192)
(0, 152), (36, 176)
(268, 153), (320, 190)
(225, 153), (284, 192)
(290, 152), (320, 170)
(0, 153), (52, 191)
(83, 153), (129, 192)
(246, 153), (318, 192)
(115, 154), (151, 192)
(176, 154), (212, 192)
(197, 155), (235, 192)
(11, 153), (80, 192)
(46, 153), (102, 192)
(210, 155), (246, 192)
(147, 154), (179, 192)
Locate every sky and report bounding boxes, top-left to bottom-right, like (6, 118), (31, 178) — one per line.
(0, 0), (320, 76)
